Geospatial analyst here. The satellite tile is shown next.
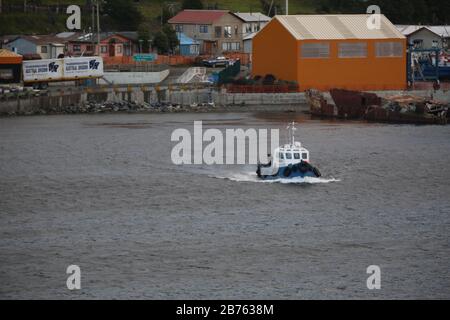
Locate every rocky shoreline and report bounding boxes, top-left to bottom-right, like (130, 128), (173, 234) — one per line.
(0, 100), (224, 117)
(0, 100), (308, 117)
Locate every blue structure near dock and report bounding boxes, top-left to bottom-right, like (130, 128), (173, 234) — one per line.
(177, 33), (200, 56)
(408, 47), (450, 81)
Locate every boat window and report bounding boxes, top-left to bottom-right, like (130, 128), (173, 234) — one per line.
(302, 153), (308, 160)
(294, 153), (300, 160)
(279, 152), (284, 160)
(286, 153), (292, 160)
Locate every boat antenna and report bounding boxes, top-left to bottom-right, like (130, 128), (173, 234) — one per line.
(286, 121), (296, 145)
(292, 122), (296, 145)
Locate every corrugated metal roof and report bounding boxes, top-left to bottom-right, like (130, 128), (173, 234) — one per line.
(168, 10), (228, 24)
(276, 15), (405, 40)
(0, 49), (22, 58)
(243, 32), (257, 41)
(233, 12), (271, 22)
(396, 25), (450, 37)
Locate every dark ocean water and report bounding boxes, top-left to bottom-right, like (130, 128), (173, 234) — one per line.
(0, 112), (449, 299)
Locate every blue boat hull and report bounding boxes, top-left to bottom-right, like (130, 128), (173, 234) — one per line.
(257, 162), (321, 180)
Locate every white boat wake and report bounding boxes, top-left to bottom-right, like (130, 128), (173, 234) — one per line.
(210, 172), (340, 184)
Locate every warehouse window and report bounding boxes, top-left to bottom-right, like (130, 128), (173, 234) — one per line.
(338, 42), (367, 58)
(376, 42), (403, 57)
(301, 43), (330, 58)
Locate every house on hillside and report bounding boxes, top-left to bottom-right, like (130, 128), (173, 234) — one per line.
(0, 35), (20, 49)
(396, 25), (450, 49)
(177, 33), (200, 56)
(232, 12), (271, 37)
(253, 14), (407, 91)
(234, 12), (271, 61)
(4, 35), (65, 59)
(66, 32), (140, 58)
(168, 10), (245, 55)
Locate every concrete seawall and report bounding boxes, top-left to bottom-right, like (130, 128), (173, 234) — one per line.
(0, 86), (310, 115)
(1, 85), (448, 116)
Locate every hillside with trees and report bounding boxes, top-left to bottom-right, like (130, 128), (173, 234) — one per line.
(1, 0), (449, 36)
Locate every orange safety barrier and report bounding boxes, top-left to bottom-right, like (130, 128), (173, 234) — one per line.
(154, 55), (196, 66)
(103, 53), (250, 66)
(103, 56), (135, 65)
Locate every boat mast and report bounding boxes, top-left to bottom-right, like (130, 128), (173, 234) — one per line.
(287, 121), (296, 145)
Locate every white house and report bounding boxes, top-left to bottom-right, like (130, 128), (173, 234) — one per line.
(396, 25), (450, 49)
(232, 12), (271, 37)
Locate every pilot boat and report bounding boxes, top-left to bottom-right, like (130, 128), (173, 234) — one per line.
(256, 122), (322, 180)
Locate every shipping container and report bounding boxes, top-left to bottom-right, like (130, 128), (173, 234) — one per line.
(22, 56), (104, 85)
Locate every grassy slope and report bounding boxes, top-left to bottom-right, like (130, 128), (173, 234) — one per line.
(0, 0), (319, 35)
(138, 0), (318, 19)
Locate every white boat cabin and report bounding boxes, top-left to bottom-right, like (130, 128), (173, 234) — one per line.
(275, 142), (310, 166)
(260, 142), (310, 176)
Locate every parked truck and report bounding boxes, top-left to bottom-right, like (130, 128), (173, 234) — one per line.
(22, 56), (104, 89)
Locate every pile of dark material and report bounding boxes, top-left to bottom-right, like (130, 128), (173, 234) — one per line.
(306, 89), (448, 125)
(4, 100), (218, 117)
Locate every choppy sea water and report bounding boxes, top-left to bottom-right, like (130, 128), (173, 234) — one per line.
(0, 112), (449, 299)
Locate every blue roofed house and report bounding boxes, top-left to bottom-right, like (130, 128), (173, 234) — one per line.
(177, 32), (200, 56)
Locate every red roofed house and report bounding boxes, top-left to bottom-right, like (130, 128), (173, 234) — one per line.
(168, 10), (245, 55)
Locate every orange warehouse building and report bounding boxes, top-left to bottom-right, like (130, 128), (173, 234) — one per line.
(252, 15), (407, 91)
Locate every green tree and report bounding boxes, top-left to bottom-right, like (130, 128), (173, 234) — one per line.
(153, 31), (169, 54)
(103, 0), (142, 31)
(138, 26), (151, 53)
(162, 25), (179, 53)
(182, 0), (204, 10)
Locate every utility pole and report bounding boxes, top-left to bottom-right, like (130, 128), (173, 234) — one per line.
(161, 2), (179, 26)
(268, 0), (273, 17)
(286, 0), (289, 15)
(91, 2), (95, 50)
(96, 0), (101, 49)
